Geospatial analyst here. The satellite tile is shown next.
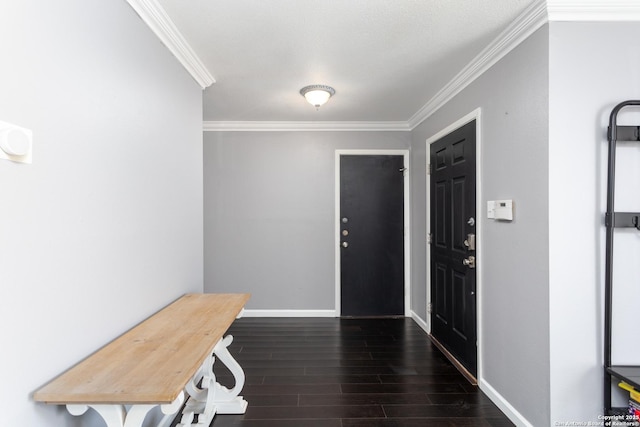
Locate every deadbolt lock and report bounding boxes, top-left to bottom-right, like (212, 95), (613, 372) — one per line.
(463, 233), (476, 251)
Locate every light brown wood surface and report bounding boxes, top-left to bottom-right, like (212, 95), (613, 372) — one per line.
(33, 293), (250, 405)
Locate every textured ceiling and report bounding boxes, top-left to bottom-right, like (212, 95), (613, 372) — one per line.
(156, 0), (537, 122)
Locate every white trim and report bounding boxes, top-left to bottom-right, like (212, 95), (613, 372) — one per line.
(125, 0), (214, 89)
(200, 0), (548, 130)
(408, 1), (547, 129)
(128, 0), (640, 128)
(547, 0), (640, 21)
(334, 149), (411, 317)
(242, 309), (336, 318)
(425, 108), (482, 382)
(203, 121), (411, 132)
(479, 378), (534, 427)
(424, 109), (482, 146)
(407, 0), (640, 129)
(411, 311), (429, 333)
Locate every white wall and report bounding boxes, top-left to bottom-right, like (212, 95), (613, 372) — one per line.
(0, 1), (204, 425)
(548, 21), (640, 424)
(410, 27), (550, 426)
(203, 131), (410, 311)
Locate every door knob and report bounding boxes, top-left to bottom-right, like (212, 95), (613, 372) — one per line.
(341, 242), (349, 248)
(462, 256), (476, 268)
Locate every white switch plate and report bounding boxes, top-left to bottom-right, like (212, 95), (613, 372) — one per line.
(0, 121), (32, 164)
(487, 201), (496, 219)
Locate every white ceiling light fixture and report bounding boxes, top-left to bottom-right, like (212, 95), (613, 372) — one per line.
(300, 85), (335, 109)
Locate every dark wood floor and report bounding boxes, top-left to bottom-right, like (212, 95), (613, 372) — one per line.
(190, 317), (514, 427)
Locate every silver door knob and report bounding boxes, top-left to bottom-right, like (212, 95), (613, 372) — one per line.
(341, 242), (349, 248)
(462, 255), (476, 268)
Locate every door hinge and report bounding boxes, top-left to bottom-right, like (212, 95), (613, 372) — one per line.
(427, 302), (433, 314)
(427, 233), (432, 244)
(427, 164), (432, 175)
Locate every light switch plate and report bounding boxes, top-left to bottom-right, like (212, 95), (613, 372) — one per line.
(487, 201), (496, 219)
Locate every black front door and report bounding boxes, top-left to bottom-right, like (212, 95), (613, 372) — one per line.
(430, 120), (477, 376)
(340, 155), (405, 317)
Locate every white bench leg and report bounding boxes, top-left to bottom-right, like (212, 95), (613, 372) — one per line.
(177, 352), (218, 426)
(212, 334), (248, 414)
(66, 392), (184, 427)
(177, 334), (248, 426)
(67, 404), (125, 427)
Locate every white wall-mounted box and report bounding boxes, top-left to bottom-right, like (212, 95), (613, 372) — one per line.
(0, 121), (32, 164)
(487, 199), (514, 221)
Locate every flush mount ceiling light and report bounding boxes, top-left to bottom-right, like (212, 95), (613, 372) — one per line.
(300, 85), (335, 109)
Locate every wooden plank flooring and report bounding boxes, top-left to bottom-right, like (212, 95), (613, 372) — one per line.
(183, 317), (514, 427)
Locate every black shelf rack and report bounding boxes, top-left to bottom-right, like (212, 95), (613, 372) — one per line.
(604, 100), (640, 414)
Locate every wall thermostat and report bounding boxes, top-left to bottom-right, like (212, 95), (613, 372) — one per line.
(487, 199), (514, 221)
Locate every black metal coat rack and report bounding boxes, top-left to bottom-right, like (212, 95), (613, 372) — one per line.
(604, 100), (640, 414)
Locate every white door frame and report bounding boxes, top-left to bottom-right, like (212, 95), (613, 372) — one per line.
(335, 149), (411, 317)
(425, 108), (482, 378)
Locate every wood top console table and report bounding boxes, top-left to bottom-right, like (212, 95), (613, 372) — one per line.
(34, 293), (250, 427)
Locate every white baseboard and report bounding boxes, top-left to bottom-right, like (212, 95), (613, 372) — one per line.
(479, 378), (533, 427)
(410, 310), (528, 426)
(410, 310), (429, 333)
(242, 309), (337, 317)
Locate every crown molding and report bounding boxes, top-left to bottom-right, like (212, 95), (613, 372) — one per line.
(199, 1), (640, 131)
(547, 1), (640, 21)
(203, 121), (411, 132)
(126, 0), (214, 89)
(407, 0), (640, 129)
(407, 0), (548, 129)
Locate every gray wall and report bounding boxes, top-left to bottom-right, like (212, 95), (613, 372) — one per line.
(548, 21), (640, 424)
(204, 131), (410, 310)
(410, 27), (550, 426)
(0, 2), (204, 425)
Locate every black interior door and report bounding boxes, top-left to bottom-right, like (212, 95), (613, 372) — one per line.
(430, 121), (477, 376)
(340, 155), (404, 317)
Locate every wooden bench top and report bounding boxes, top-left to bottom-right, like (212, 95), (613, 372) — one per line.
(33, 293), (250, 405)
